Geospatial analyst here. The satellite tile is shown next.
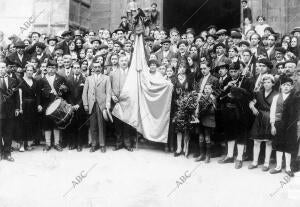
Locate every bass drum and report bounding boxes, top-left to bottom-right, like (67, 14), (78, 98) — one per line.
(45, 98), (74, 129)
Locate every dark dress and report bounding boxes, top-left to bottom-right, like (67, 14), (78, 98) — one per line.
(173, 75), (195, 133)
(19, 78), (38, 140)
(250, 89), (277, 140)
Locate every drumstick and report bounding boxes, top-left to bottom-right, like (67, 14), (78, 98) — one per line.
(19, 88), (22, 112)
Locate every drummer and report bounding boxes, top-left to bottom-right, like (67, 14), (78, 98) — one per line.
(37, 61), (68, 151)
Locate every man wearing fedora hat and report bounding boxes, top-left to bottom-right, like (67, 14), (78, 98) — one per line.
(6, 41), (31, 68)
(82, 61), (111, 153)
(56, 30), (73, 55)
(155, 39), (175, 65)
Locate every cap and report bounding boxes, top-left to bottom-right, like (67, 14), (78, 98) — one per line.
(239, 40), (250, 47)
(14, 41), (26, 48)
(161, 39), (171, 44)
(231, 31), (242, 39)
(257, 58), (273, 69)
(47, 35), (58, 43)
(61, 30), (73, 37)
(213, 42), (226, 52)
(34, 42), (46, 50)
(90, 37), (102, 44)
(216, 29), (227, 36)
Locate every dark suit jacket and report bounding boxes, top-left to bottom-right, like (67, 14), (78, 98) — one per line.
(36, 74), (68, 109)
(155, 49), (176, 64)
(6, 52), (31, 68)
(66, 74), (85, 106)
(0, 76), (19, 119)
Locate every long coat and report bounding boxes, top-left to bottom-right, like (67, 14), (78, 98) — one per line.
(5, 52), (31, 68)
(0, 76), (19, 119)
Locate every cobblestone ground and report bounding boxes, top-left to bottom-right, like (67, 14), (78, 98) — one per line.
(0, 146), (299, 207)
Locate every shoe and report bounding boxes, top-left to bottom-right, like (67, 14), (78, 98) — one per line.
(205, 154), (210, 163)
(170, 147), (174, 153)
(124, 146), (133, 152)
(43, 145), (51, 151)
(285, 170), (294, 177)
(53, 145), (63, 152)
(4, 155), (14, 162)
(235, 160), (243, 169)
(19, 146), (25, 152)
(69, 145), (76, 150)
(77, 146), (82, 152)
(100, 146), (106, 153)
(193, 153), (199, 158)
(262, 166), (269, 172)
(269, 168), (282, 174)
(195, 154), (205, 162)
(164, 145), (169, 152)
(174, 151), (182, 157)
(112, 145), (123, 151)
(90, 146), (99, 152)
(248, 163), (258, 170)
(218, 157), (234, 164)
(25, 146), (33, 151)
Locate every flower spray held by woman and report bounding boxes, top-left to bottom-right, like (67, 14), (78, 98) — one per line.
(173, 63), (196, 157)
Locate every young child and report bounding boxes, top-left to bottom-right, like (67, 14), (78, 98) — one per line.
(270, 77), (300, 177)
(196, 84), (216, 163)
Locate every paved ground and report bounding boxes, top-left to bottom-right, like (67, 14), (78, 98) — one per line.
(0, 146), (299, 207)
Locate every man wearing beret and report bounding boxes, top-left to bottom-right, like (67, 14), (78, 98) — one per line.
(216, 29), (227, 45)
(6, 41), (31, 68)
(155, 39), (175, 64)
(230, 31), (242, 47)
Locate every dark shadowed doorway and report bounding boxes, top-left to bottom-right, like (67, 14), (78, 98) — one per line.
(163, 0), (240, 34)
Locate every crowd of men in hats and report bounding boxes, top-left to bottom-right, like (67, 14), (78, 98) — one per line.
(0, 2), (300, 177)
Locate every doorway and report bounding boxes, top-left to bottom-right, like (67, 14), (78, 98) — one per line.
(163, 0), (241, 34)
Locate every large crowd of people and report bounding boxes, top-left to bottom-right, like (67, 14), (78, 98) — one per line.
(0, 1), (299, 178)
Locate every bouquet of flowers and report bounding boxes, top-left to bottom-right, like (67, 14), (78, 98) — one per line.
(174, 91), (198, 133)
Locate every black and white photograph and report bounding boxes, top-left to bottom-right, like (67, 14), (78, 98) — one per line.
(0, 0), (300, 206)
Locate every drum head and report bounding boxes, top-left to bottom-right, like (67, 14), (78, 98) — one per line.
(46, 99), (61, 115)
